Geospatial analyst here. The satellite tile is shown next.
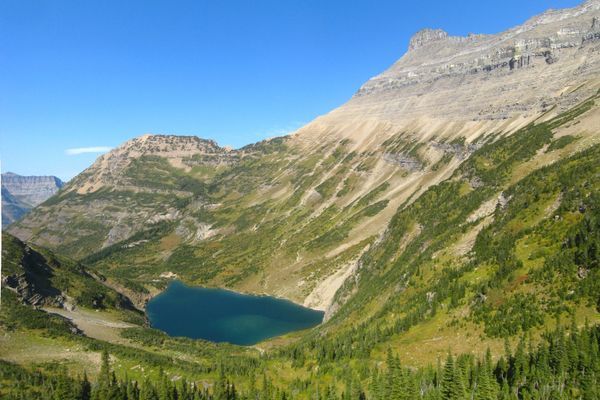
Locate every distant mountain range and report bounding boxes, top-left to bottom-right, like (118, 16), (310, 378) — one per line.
(1, 172), (63, 227)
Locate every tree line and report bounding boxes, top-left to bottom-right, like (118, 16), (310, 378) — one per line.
(2, 321), (598, 399)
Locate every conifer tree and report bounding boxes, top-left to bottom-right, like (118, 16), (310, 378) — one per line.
(95, 350), (112, 400)
(139, 379), (159, 400)
(53, 369), (77, 400)
(474, 351), (498, 400)
(213, 365), (228, 400)
(581, 370), (598, 400)
(441, 353), (464, 400)
(369, 368), (381, 400)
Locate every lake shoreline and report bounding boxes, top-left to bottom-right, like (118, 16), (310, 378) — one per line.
(145, 280), (324, 346)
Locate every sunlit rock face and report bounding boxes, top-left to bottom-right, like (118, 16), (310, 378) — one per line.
(338, 0), (600, 125)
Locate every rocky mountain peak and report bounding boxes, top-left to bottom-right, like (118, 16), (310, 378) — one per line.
(2, 172), (63, 185)
(65, 134), (238, 194)
(118, 134), (228, 156)
(408, 28), (449, 51)
(343, 0), (600, 129)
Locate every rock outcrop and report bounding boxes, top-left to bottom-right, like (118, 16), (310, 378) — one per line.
(408, 28), (449, 51)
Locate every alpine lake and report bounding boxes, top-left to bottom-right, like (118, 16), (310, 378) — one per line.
(146, 280), (324, 346)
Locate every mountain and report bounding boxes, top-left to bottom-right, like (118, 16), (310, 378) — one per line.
(1, 187), (30, 227)
(1, 172), (64, 227)
(2, 1), (600, 398)
(1, 232), (139, 313)
(9, 0), (600, 311)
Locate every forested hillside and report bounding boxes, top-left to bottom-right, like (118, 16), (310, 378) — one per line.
(2, 323), (599, 399)
(2, 97), (600, 400)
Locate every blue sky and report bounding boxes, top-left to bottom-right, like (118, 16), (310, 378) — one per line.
(0, 0), (582, 181)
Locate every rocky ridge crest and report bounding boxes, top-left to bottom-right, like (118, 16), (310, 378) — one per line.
(67, 134), (238, 194)
(346, 0), (600, 125)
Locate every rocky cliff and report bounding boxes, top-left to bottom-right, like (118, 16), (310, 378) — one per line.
(297, 0), (600, 144)
(2, 172), (63, 226)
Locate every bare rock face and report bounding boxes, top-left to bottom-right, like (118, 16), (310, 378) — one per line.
(382, 153), (423, 171)
(2, 172), (63, 226)
(325, 0), (600, 132)
(408, 29), (449, 51)
(2, 172), (63, 206)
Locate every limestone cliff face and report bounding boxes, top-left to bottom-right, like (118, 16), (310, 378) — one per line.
(296, 0), (600, 147)
(2, 173), (64, 206)
(408, 28), (449, 51)
(2, 173), (63, 226)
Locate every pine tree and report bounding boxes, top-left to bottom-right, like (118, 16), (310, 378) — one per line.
(511, 337), (527, 396)
(369, 368), (381, 400)
(389, 354), (403, 400)
(179, 377), (189, 400)
(441, 353), (465, 400)
(213, 366), (228, 400)
(140, 379), (159, 400)
(95, 350), (112, 400)
(53, 369), (77, 400)
(261, 373), (271, 400)
(248, 371), (258, 400)
(581, 370), (597, 400)
(402, 371), (418, 400)
(474, 351), (498, 400)
(127, 380), (140, 400)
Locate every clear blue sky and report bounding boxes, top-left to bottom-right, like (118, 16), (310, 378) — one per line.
(0, 0), (582, 181)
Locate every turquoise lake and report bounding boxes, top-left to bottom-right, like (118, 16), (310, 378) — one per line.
(146, 280), (324, 345)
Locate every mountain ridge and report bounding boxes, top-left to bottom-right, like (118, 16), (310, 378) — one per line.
(8, 0), (600, 320)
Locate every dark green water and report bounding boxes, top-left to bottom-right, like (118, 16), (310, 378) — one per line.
(146, 280), (324, 345)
